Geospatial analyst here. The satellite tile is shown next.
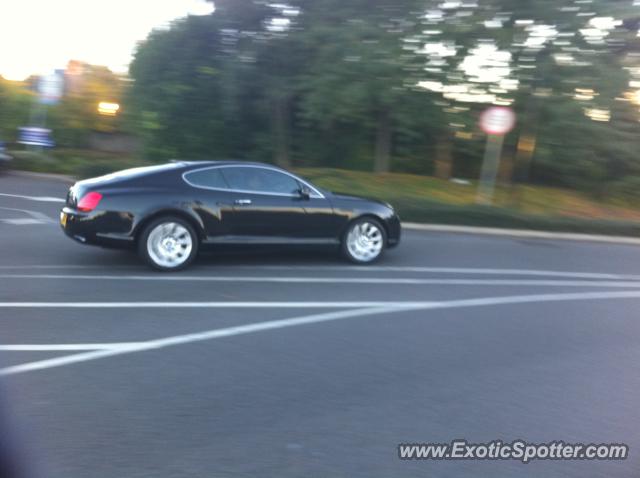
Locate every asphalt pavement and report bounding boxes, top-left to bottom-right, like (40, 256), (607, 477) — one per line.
(1, 171), (640, 477)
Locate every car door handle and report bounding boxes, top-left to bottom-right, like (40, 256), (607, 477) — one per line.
(234, 199), (252, 205)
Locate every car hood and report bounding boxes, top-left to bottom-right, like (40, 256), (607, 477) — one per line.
(329, 192), (369, 201)
(328, 191), (392, 208)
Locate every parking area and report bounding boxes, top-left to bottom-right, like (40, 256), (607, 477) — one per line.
(1, 171), (640, 477)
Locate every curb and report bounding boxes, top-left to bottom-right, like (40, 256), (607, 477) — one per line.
(9, 170), (75, 183)
(402, 223), (640, 246)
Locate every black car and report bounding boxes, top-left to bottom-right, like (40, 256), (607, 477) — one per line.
(60, 161), (401, 270)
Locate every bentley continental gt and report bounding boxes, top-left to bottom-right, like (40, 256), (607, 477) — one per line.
(60, 161), (401, 270)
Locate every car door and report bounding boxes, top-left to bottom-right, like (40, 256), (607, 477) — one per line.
(218, 166), (309, 241)
(182, 166), (235, 238)
(294, 184), (340, 241)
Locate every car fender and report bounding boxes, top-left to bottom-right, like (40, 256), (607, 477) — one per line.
(132, 203), (206, 241)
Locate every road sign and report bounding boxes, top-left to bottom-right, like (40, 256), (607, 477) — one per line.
(37, 71), (64, 106)
(18, 127), (55, 147)
(476, 107), (516, 205)
(480, 106), (516, 136)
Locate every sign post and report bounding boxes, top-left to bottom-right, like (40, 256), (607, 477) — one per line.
(476, 106), (516, 205)
(37, 71), (64, 106)
(24, 71), (64, 151)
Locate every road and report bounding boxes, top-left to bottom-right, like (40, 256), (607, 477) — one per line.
(1, 171), (639, 478)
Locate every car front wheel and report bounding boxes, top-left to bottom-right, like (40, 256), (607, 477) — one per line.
(138, 216), (199, 271)
(341, 217), (386, 264)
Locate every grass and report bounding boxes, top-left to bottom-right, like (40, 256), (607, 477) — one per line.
(298, 168), (640, 236)
(8, 149), (640, 236)
(298, 168), (640, 222)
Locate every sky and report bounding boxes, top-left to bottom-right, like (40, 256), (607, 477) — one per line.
(0, 0), (215, 81)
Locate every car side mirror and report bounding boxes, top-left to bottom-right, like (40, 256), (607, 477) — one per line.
(298, 186), (311, 200)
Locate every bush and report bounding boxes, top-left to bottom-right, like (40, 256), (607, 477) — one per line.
(9, 150), (58, 173)
(8, 148), (147, 178)
(393, 197), (640, 237)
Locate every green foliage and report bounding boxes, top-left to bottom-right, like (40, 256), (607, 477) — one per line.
(4, 0), (639, 206)
(1, 65), (125, 149)
(128, 0), (443, 171)
(393, 199), (640, 237)
(0, 79), (32, 141)
(48, 65), (125, 148)
(10, 149), (145, 178)
(298, 167), (640, 235)
(127, 0), (640, 191)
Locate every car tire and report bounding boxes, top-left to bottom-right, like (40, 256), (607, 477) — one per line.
(341, 217), (387, 264)
(138, 216), (199, 271)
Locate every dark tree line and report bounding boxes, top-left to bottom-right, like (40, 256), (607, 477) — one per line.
(128, 0), (640, 197)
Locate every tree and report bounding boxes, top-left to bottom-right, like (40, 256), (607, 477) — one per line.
(0, 78), (32, 141)
(49, 64), (125, 148)
(411, 0), (640, 193)
(128, 0), (640, 194)
(296, 0), (431, 172)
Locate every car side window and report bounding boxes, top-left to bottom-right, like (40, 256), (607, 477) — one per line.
(221, 167), (300, 195)
(184, 168), (230, 189)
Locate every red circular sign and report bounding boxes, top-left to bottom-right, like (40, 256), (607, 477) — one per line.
(480, 107), (516, 135)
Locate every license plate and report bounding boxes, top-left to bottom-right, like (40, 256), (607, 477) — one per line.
(60, 212), (68, 227)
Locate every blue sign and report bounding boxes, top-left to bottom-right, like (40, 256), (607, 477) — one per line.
(18, 127), (55, 147)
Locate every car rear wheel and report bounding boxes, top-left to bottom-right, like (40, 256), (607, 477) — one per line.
(341, 217), (386, 264)
(138, 216), (198, 271)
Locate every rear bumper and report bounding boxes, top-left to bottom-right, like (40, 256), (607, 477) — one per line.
(60, 207), (134, 249)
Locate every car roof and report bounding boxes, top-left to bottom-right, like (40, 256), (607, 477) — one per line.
(177, 160), (283, 171)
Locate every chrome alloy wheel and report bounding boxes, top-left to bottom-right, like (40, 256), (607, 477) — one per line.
(146, 222), (193, 268)
(346, 221), (384, 262)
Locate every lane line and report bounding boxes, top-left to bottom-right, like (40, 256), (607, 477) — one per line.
(3, 274), (640, 288)
(4, 289), (640, 376)
(1, 219), (48, 225)
(2, 265), (640, 281)
(0, 343), (141, 351)
(227, 266), (640, 280)
(0, 206), (55, 223)
(0, 301), (430, 308)
(0, 192), (64, 203)
(0, 265), (136, 270)
(0, 307), (392, 376)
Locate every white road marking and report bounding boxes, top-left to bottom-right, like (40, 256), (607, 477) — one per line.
(0, 192), (64, 203)
(283, 265), (640, 280)
(2, 273), (640, 288)
(4, 289), (640, 376)
(0, 301), (431, 308)
(0, 307), (391, 375)
(226, 265), (640, 280)
(2, 218), (48, 225)
(0, 343), (140, 351)
(0, 265), (131, 270)
(0, 206), (55, 224)
(1, 265), (640, 281)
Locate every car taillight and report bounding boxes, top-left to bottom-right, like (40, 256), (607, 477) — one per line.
(77, 192), (103, 212)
